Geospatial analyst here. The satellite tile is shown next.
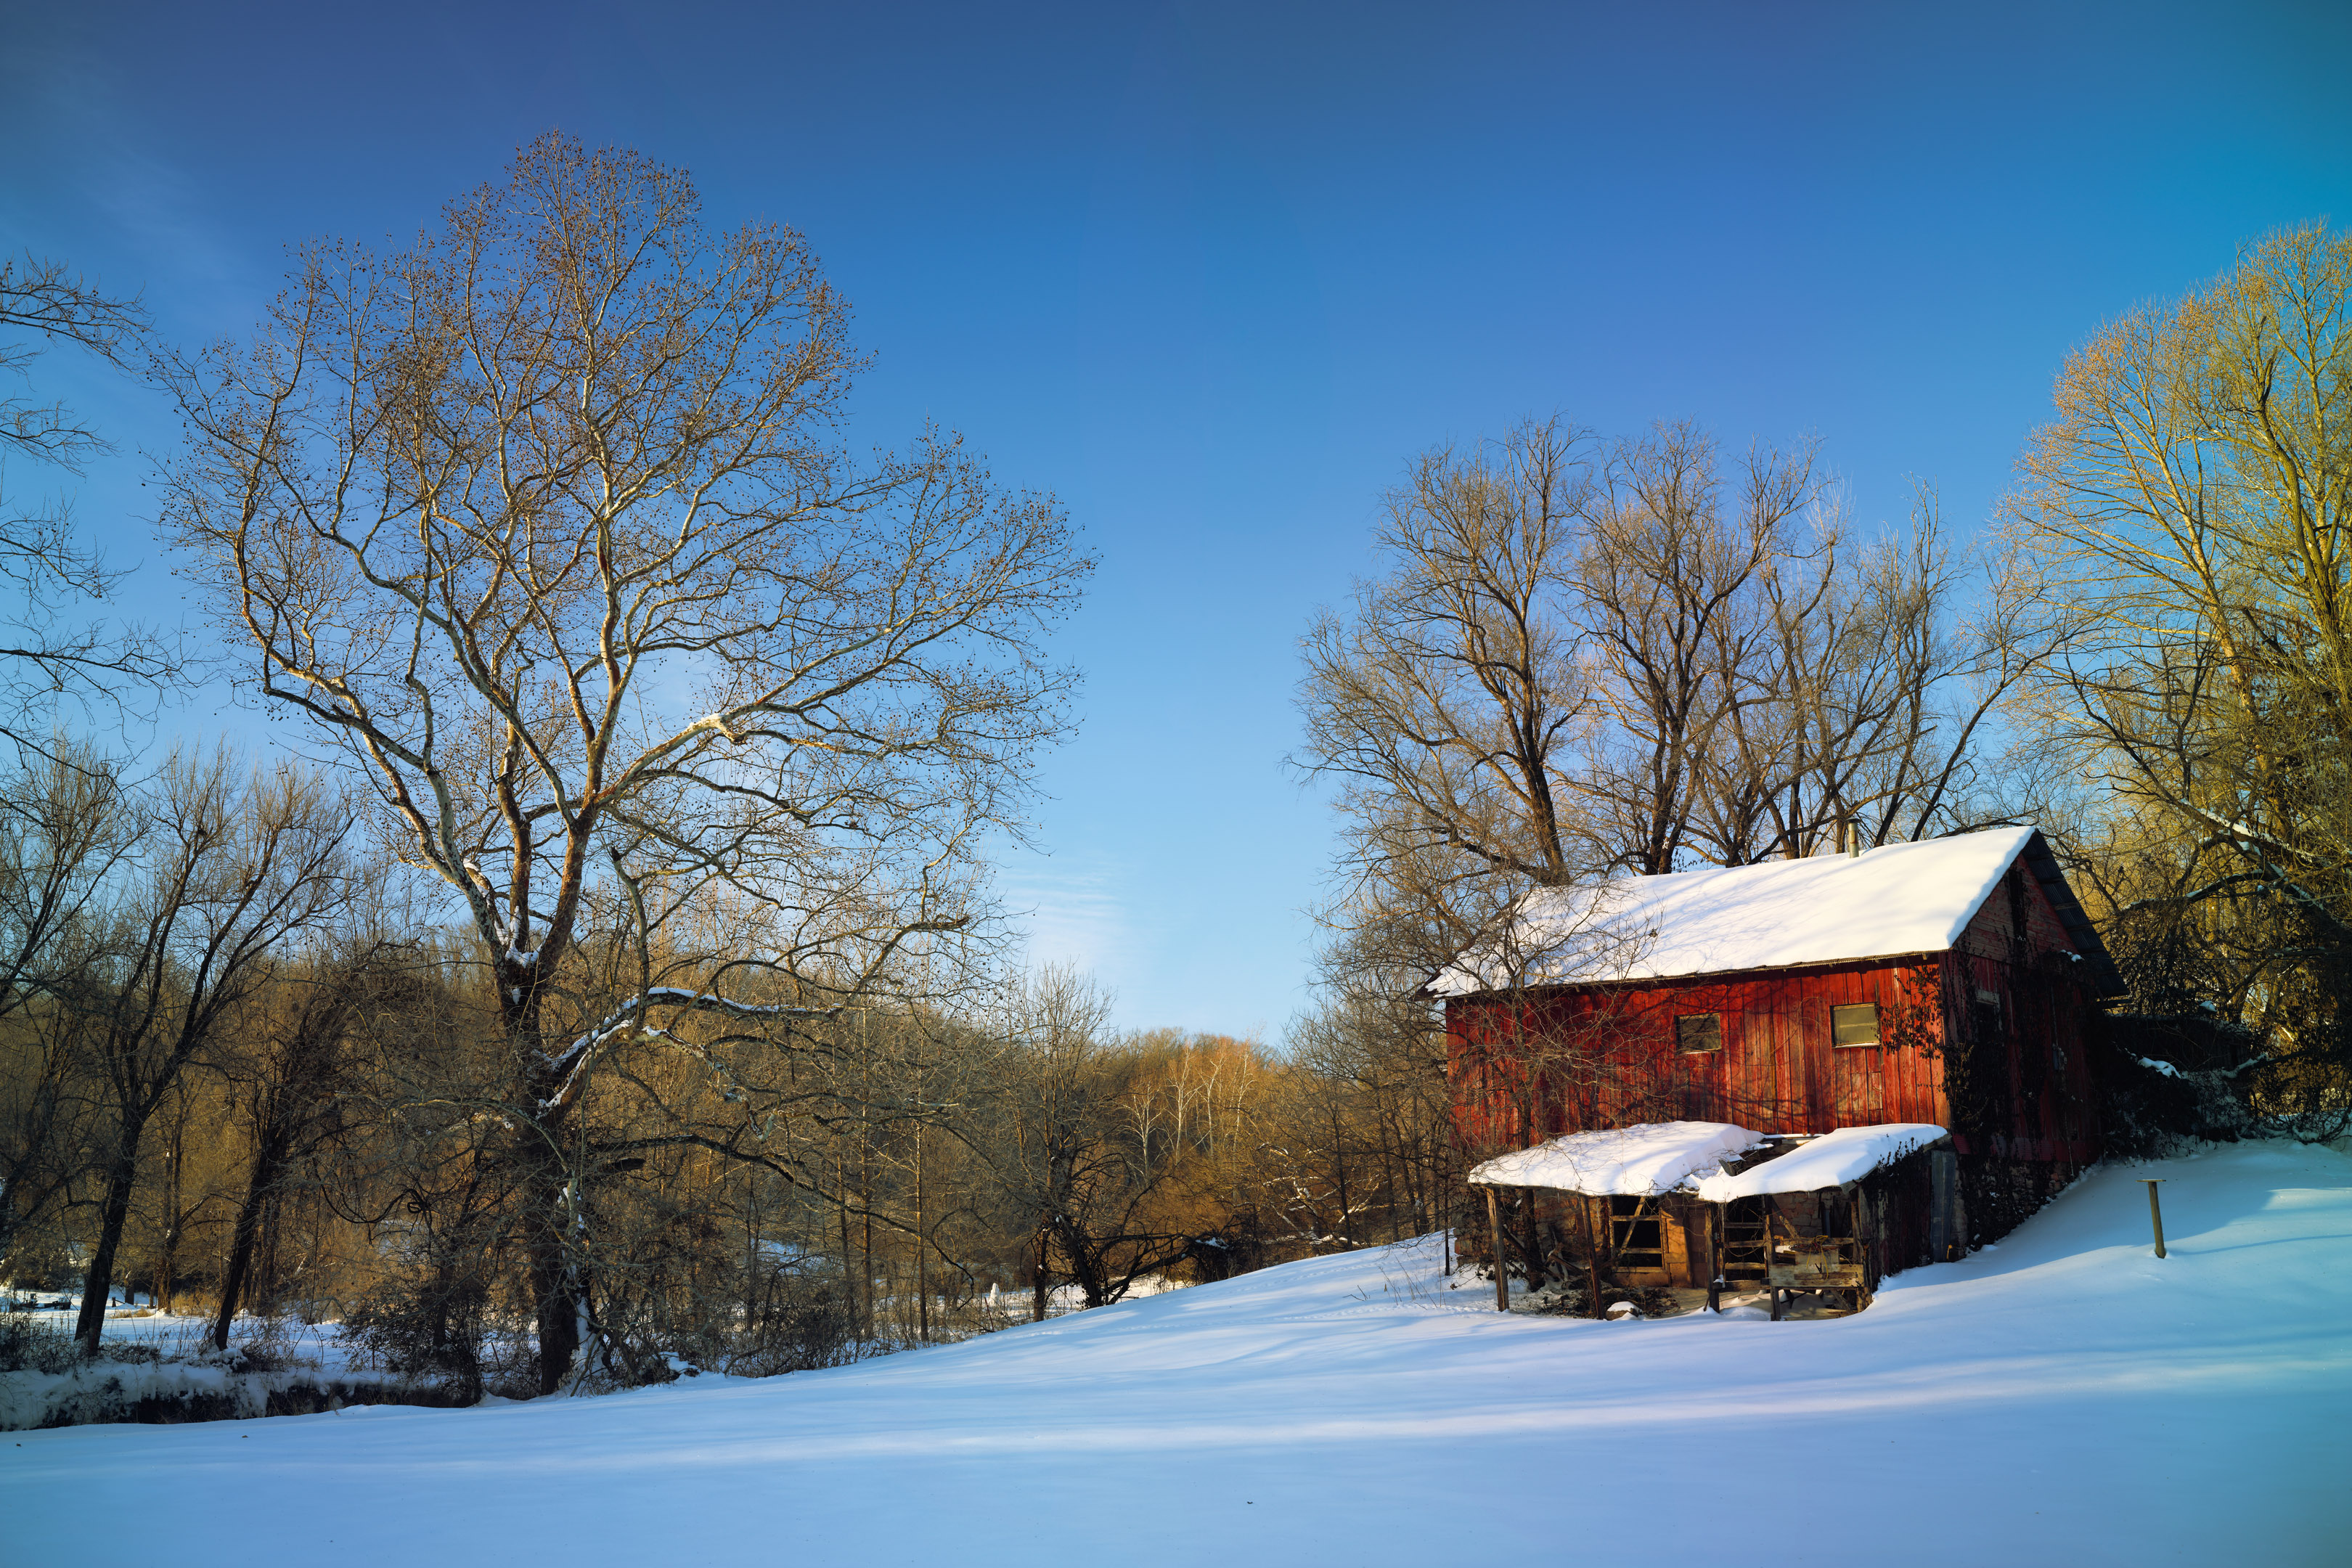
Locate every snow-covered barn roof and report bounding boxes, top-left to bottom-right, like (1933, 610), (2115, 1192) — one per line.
(1469, 1120), (1949, 1197)
(1690, 1124), (1948, 1201)
(1468, 1122), (1762, 1196)
(1430, 826), (2124, 997)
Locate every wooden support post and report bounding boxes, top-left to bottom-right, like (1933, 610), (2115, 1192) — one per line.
(1484, 1185), (1508, 1311)
(1519, 1186), (1545, 1291)
(1578, 1194), (1604, 1319)
(1706, 1203), (1722, 1314)
(2140, 1179), (2167, 1258)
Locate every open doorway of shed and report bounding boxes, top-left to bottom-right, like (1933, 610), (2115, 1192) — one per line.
(1606, 1197), (1707, 1288)
(1606, 1196), (1663, 1275)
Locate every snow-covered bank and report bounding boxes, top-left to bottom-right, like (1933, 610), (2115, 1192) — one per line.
(5, 1143), (2345, 1564)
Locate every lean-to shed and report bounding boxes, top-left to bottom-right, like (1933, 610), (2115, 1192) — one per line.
(1436, 826), (2126, 1260)
(1465, 1120), (1961, 1316)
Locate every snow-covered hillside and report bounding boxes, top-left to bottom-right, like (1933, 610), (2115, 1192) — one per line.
(6, 1143), (2345, 1564)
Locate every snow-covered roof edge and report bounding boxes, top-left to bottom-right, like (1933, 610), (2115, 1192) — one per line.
(1691, 1124), (1949, 1201)
(1426, 825), (2126, 998)
(1468, 1122), (1763, 1196)
(1470, 1122), (1952, 1199)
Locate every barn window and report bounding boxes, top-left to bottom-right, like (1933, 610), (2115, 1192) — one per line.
(1675, 1013), (1722, 1053)
(1832, 1003), (1881, 1048)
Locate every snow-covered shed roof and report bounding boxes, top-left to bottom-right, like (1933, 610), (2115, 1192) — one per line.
(1431, 826), (2123, 997)
(1469, 1121), (1949, 1199)
(1468, 1122), (1762, 1196)
(1691, 1124), (1948, 1201)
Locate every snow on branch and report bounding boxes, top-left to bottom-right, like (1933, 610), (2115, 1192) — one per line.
(539, 987), (844, 1114)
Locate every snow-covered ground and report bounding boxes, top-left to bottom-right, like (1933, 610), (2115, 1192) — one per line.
(6, 1142), (2345, 1564)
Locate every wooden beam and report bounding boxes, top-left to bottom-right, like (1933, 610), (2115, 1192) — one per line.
(1706, 1203), (1722, 1314)
(1484, 1185), (1508, 1311)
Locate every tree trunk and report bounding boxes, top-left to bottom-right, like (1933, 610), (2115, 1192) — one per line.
(510, 988), (584, 1397)
(836, 1143), (858, 1345)
(526, 1151), (582, 1395)
(212, 1127), (291, 1351)
(915, 1128), (929, 1344)
(73, 1146), (143, 1352)
(155, 1116), (184, 1313)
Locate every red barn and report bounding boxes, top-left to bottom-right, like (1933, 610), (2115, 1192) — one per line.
(1436, 827), (2128, 1304)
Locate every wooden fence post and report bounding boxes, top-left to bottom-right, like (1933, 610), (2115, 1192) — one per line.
(2140, 1179), (2167, 1258)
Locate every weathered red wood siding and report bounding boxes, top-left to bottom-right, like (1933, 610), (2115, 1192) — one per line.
(1938, 857), (2104, 1164)
(1445, 849), (2105, 1164)
(1446, 957), (1947, 1151)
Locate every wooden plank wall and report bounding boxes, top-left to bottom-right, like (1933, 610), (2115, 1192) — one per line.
(1447, 956), (1949, 1147)
(1941, 860), (2104, 1164)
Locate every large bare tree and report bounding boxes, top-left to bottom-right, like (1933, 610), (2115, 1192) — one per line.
(1297, 417), (2059, 1029)
(2014, 221), (2352, 1130)
(160, 136), (1090, 1389)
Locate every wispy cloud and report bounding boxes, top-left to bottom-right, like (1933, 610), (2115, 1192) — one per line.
(993, 851), (1135, 984)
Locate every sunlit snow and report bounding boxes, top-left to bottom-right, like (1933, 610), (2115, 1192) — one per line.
(4, 1141), (2343, 1563)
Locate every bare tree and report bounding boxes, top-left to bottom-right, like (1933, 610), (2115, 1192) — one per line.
(0, 253), (146, 472)
(205, 939), (409, 1349)
(1300, 419), (2055, 957)
(0, 255), (179, 746)
(67, 754), (350, 1351)
(1299, 419), (1594, 902)
(160, 136), (1088, 1389)
(2014, 221), (2352, 1131)
(967, 968), (1196, 1315)
(1697, 492), (2071, 862)
(0, 743), (139, 1270)
(1572, 422), (1818, 873)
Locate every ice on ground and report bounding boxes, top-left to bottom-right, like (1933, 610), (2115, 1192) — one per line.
(1694, 1122), (1948, 1199)
(5, 1142), (2345, 1565)
(1469, 1119), (1761, 1194)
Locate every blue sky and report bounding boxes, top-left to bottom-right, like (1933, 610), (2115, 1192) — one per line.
(4, 1), (2347, 1037)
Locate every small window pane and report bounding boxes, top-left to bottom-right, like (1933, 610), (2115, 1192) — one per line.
(1832, 1003), (1881, 1048)
(1675, 1013), (1722, 1053)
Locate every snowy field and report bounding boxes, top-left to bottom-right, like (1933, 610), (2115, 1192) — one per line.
(6, 1141), (2345, 1565)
